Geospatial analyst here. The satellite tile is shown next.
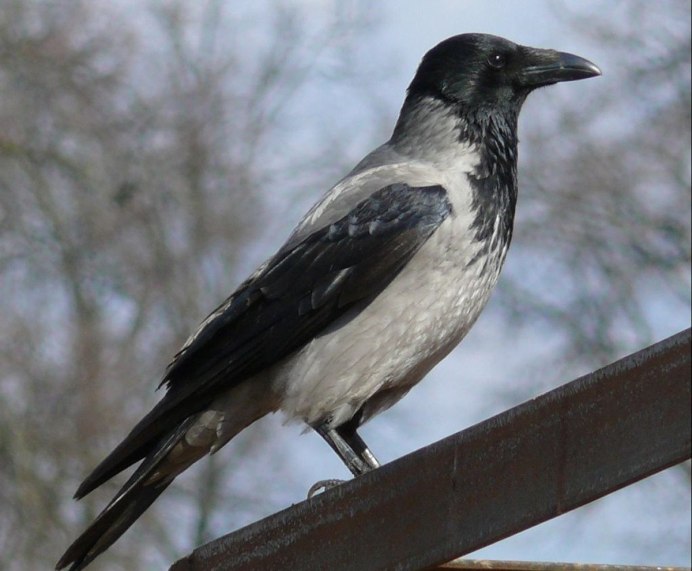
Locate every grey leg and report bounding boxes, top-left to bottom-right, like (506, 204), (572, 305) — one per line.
(308, 419), (381, 498)
(335, 419), (380, 473)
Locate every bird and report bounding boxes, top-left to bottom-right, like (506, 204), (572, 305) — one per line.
(57, 33), (600, 570)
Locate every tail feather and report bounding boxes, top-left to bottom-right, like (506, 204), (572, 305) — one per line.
(74, 394), (206, 500)
(57, 418), (197, 570)
(57, 478), (172, 571)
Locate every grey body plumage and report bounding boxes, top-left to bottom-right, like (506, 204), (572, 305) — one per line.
(58, 33), (600, 570)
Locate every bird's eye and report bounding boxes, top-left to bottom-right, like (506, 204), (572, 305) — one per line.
(488, 53), (507, 69)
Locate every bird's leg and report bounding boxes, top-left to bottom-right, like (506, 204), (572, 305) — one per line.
(308, 418), (380, 498)
(334, 417), (380, 473)
(317, 425), (372, 476)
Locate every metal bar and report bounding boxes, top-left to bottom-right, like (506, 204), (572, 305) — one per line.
(437, 560), (690, 571)
(170, 329), (691, 571)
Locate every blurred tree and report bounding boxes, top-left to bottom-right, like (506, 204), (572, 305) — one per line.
(499, 0), (691, 368)
(0, 0), (378, 568)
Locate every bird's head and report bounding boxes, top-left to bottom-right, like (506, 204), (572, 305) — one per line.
(407, 33), (601, 112)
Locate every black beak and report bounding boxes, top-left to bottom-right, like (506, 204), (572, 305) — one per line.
(520, 48), (601, 88)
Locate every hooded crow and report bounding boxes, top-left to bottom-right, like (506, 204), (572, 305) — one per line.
(57, 33), (600, 570)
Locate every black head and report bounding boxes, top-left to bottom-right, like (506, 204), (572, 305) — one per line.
(407, 33), (601, 111)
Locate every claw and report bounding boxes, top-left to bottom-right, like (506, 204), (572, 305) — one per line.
(307, 479), (345, 498)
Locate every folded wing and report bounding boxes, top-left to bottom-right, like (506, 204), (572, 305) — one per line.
(75, 182), (452, 499)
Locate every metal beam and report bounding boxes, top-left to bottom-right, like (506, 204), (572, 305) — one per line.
(170, 329), (691, 571)
(438, 560), (690, 571)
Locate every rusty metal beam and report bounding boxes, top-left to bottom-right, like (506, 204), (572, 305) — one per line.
(170, 329), (691, 571)
(438, 560), (689, 571)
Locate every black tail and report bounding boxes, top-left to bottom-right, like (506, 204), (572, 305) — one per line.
(57, 478), (172, 570)
(57, 418), (196, 570)
(74, 392), (206, 500)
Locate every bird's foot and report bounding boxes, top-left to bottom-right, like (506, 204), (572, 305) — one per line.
(307, 479), (345, 498)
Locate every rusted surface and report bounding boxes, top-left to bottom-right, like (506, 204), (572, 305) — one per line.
(437, 560), (690, 571)
(170, 329), (691, 571)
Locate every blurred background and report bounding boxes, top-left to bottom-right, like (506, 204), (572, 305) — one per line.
(0, 0), (689, 569)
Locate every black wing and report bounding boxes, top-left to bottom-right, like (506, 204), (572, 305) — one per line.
(76, 182), (452, 497)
